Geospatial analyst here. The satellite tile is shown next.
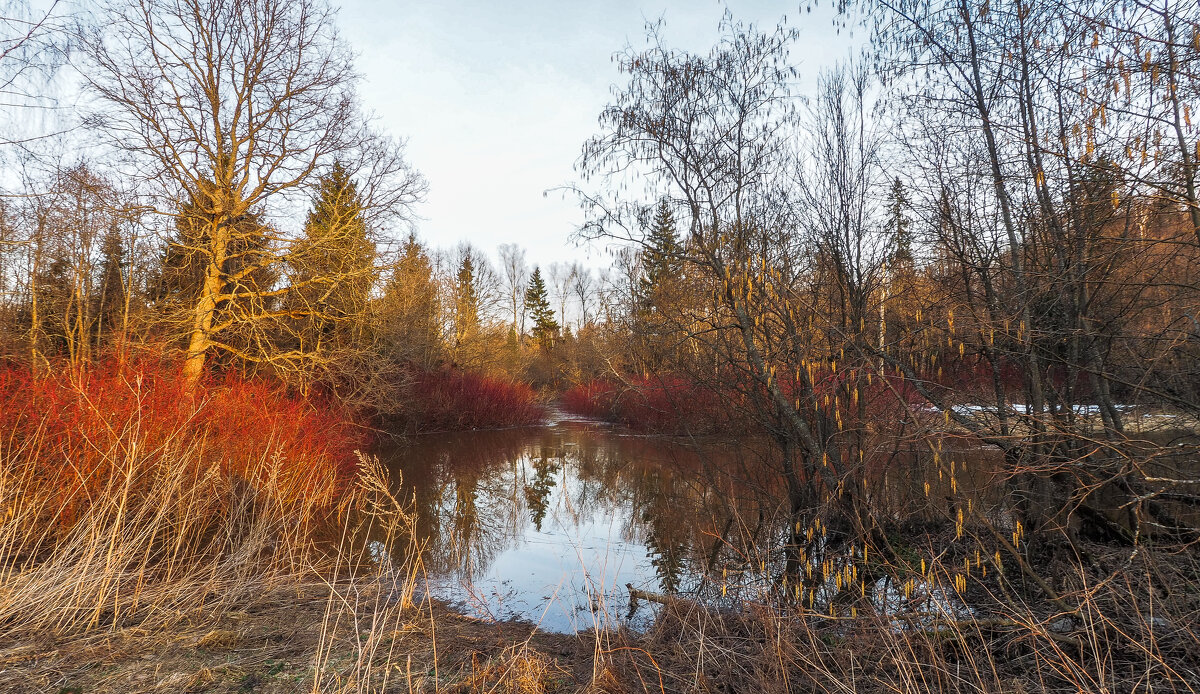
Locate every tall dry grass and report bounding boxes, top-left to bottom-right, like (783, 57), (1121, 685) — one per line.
(598, 519), (1200, 693)
(312, 454), (427, 693)
(0, 363), (372, 639)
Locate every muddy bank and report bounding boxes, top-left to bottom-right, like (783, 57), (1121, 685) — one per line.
(0, 585), (597, 693)
(6, 560), (1197, 694)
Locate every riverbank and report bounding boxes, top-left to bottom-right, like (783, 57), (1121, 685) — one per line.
(3, 367), (1196, 692)
(0, 586), (595, 693)
(7, 551), (1196, 693)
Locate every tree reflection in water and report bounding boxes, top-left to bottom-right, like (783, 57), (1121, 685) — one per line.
(372, 420), (1002, 633)
(524, 456), (560, 531)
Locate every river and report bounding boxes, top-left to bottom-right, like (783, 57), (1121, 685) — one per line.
(370, 408), (1009, 633)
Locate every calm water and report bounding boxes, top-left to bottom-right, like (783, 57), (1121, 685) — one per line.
(374, 409), (1001, 633)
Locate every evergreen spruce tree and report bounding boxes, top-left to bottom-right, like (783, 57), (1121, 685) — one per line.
(885, 177), (913, 269)
(154, 176), (278, 369)
(92, 224), (128, 347)
(453, 252), (480, 347)
(524, 266), (559, 349)
(631, 199), (683, 370)
(156, 182), (276, 309)
(381, 233), (441, 366)
(292, 161), (374, 348)
(638, 198), (682, 308)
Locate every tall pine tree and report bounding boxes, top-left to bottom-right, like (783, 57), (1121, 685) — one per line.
(154, 175), (278, 372)
(291, 161), (375, 350)
(632, 199), (684, 371)
(381, 233), (441, 367)
(92, 223), (128, 350)
(453, 251), (480, 348)
(638, 198), (682, 310)
(885, 177), (913, 269)
(524, 266), (559, 349)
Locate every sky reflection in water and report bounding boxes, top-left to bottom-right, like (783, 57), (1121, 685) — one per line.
(379, 413), (722, 633)
(377, 412), (999, 634)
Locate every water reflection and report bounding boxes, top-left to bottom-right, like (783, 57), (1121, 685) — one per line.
(376, 421), (748, 631)
(374, 417), (1004, 633)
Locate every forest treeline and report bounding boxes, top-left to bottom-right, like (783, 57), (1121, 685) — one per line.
(0, 152), (603, 426)
(0, 0), (620, 430)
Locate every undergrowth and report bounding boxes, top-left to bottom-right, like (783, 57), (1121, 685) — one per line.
(405, 367), (544, 432)
(0, 359), (364, 637)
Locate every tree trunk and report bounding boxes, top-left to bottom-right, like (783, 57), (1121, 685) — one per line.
(182, 220), (228, 388)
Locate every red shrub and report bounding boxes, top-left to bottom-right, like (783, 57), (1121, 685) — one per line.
(406, 368), (544, 432)
(560, 380), (618, 420)
(561, 375), (739, 435)
(564, 367), (946, 435)
(928, 355), (1025, 395)
(0, 358), (362, 520)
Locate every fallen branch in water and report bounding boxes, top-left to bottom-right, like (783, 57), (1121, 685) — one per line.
(626, 584), (677, 607)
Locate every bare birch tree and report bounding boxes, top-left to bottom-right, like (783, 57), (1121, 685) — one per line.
(498, 242), (528, 334)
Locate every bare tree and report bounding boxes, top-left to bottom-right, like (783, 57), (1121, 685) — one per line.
(548, 262), (573, 331)
(0, 161), (148, 371)
(578, 19), (856, 521)
(1075, 0), (1200, 246)
(79, 0), (424, 386)
(569, 262), (595, 329)
(0, 0), (70, 155)
(497, 242), (527, 334)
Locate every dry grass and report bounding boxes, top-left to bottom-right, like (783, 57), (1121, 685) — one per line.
(0, 374), (591, 693)
(586, 530), (1200, 693)
(0, 426), (341, 641)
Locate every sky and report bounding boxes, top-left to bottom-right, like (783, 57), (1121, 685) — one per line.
(336, 0), (859, 272)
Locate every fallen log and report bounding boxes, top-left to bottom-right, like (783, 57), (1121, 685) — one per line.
(626, 584), (675, 607)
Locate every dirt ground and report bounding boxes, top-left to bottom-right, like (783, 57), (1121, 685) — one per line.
(0, 586), (600, 693)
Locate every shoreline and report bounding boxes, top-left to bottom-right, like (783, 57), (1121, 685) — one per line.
(8, 552), (1196, 694)
(1, 585), (596, 693)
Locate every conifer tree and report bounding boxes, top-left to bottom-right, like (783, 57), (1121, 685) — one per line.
(630, 199), (684, 370)
(638, 198), (682, 308)
(885, 177), (913, 269)
(156, 183), (269, 307)
(92, 223), (128, 349)
(154, 176), (278, 368)
(453, 252), (480, 347)
(524, 266), (559, 349)
(381, 233), (441, 366)
(880, 177), (914, 359)
(292, 161), (375, 349)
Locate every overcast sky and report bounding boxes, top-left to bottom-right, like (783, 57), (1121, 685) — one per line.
(336, 1), (858, 271)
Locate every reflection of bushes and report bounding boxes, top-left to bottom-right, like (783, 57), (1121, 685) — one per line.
(563, 365), (1033, 436)
(524, 458), (560, 531)
(380, 428), (539, 577)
